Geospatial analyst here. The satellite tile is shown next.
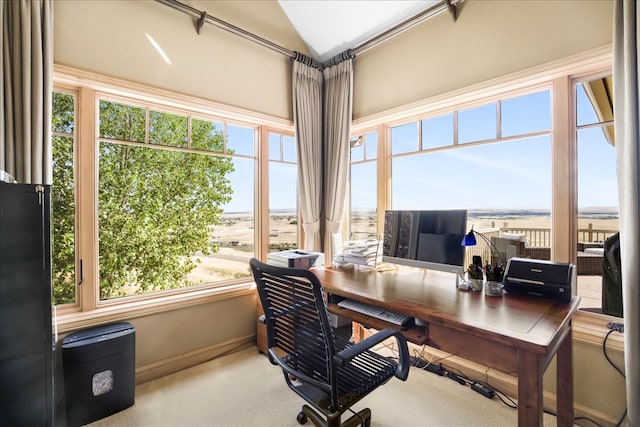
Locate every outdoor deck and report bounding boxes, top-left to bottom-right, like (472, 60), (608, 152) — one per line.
(577, 275), (604, 312)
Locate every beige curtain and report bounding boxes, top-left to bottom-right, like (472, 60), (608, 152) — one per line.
(613, 0), (639, 424)
(292, 59), (323, 251)
(322, 60), (353, 264)
(1, 0), (53, 185)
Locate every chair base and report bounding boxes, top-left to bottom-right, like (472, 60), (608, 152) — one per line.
(298, 404), (371, 427)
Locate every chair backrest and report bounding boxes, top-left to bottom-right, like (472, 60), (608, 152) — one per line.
(250, 258), (336, 386)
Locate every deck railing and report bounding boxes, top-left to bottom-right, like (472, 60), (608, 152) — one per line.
(576, 224), (618, 245)
(499, 227), (550, 247)
(492, 224), (617, 248)
(467, 224), (617, 275)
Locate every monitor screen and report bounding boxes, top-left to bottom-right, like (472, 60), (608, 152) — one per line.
(382, 209), (467, 274)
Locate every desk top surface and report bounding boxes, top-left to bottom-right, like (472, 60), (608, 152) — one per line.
(314, 265), (580, 352)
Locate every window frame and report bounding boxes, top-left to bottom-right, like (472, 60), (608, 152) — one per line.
(348, 50), (613, 318)
(54, 50), (616, 331)
(53, 65), (295, 326)
(348, 130), (379, 239)
(571, 70), (616, 313)
(265, 130), (299, 253)
(386, 88), (553, 210)
(51, 87), (80, 307)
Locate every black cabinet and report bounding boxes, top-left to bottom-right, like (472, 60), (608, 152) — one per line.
(0, 183), (54, 426)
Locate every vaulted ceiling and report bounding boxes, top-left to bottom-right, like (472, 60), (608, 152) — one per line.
(276, 0), (441, 62)
(180, 0), (454, 64)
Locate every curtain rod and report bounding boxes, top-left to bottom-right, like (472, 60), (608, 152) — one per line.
(351, 0), (463, 57)
(155, 0), (295, 58)
(155, 0), (462, 68)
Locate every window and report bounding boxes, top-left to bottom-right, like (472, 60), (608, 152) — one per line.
(391, 136), (551, 212)
(458, 103), (497, 144)
(421, 113), (453, 150)
(390, 91), (552, 262)
(51, 91), (77, 305)
(501, 91), (551, 137)
(349, 131), (377, 237)
(575, 75), (618, 314)
(95, 100), (253, 300)
(268, 132), (298, 252)
(347, 64), (617, 319)
(52, 76), (295, 310)
(390, 123), (418, 155)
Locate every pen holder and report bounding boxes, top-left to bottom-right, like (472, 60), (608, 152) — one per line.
(485, 281), (504, 296)
(469, 278), (483, 292)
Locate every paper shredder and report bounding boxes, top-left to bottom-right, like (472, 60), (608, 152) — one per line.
(62, 322), (135, 426)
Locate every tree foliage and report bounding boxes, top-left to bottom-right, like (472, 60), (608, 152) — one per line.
(51, 93), (76, 304)
(51, 94), (235, 303)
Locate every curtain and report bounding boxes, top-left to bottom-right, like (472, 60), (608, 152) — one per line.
(322, 60), (353, 263)
(613, 0), (639, 424)
(1, 0), (53, 185)
(292, 59), (323, 251)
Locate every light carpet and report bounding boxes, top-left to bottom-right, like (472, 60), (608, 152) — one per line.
(89, 346), (560, 427)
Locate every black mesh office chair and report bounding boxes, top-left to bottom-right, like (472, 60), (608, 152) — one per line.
(250, 258), (410, 427)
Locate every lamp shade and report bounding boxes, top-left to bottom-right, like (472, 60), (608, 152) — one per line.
(461, 230), (477, 246)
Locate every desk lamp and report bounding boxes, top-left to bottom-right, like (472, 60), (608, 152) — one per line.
(461, 227), (507, 283)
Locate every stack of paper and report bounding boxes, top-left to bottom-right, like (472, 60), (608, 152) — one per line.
(341, 239), (381, 265)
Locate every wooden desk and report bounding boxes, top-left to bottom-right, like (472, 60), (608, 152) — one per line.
(314, 265), (580, 427)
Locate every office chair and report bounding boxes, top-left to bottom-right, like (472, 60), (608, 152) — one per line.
(249, 258), (410, 427)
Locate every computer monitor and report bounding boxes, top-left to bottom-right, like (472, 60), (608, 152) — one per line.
(382, 209), (467, 274)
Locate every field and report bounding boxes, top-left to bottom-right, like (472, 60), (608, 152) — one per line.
(186, 214), (297, 284)
(187, 210), (617, 311)
(350, 211), (618, 241)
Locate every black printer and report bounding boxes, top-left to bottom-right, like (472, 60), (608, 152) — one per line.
(503, 257), (575, 302)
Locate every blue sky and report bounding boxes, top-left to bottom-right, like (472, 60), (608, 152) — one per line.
(352, 85), (617, 213)
(223, 82), (617, 214)
(223, 131), (297, 213)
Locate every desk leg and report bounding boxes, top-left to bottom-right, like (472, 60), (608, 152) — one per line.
(518, 350), (544, 427)
(556, 326), (574, 426)
(352, 322), (365, 343)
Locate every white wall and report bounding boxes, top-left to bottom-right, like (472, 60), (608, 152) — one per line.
(54, 0), (308, 120)
(353, 0), (614, 119)
(129, 295), (256, 369)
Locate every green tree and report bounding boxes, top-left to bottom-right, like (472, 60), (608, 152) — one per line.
(51, 92), (76, 304)
(51, 95), (235, 303)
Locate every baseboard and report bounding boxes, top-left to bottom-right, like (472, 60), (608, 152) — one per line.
(135, 335), (256, 385)
(405, 342), (617, 427)
(361, 324), (616, 427)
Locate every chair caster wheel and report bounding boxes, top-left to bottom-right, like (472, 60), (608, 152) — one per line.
(297, 412), (307, 424)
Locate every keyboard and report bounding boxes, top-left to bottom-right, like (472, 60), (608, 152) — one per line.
(337, 299), (411, 326)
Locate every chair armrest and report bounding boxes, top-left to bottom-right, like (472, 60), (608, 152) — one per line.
(268, 349), (332, 394)
(333, 328), (410, 381)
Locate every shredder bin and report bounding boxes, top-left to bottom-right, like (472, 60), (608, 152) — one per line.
(62, 322), (135, 426)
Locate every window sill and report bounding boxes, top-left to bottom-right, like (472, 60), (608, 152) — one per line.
(54, 282), (622, 352)
(573, 310), (624, 351)
(55, 281), (256, 336)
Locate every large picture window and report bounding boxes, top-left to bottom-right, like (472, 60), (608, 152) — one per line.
(268, 132), (298, 252)
(52, 79), (293, 309)
(389, 90), (552, 267)
(348, 69), (617, 318)
(96, 99), (250, 300)
(391, 136), (551, 212)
